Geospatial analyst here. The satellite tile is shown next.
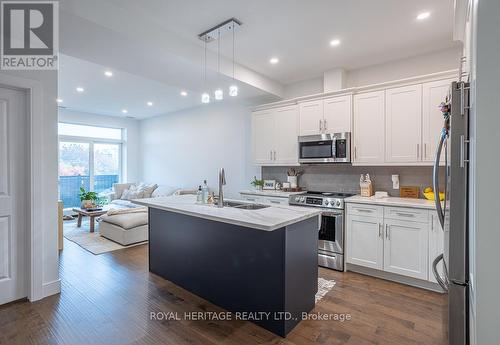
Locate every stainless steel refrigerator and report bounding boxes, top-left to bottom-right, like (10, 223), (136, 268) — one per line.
(433, 81), (470, 345)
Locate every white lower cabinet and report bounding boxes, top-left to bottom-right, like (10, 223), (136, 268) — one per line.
(347, 203), (440, 285)
(346, 214), (383, 270)
(383, 219), (428, 280)
(428, 213), (445, 283)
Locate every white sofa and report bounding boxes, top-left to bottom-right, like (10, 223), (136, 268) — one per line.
(99, 183), (192, 245)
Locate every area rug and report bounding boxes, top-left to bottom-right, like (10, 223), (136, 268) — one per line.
(315, 277), (336, 303)
(63, 220), (147, 255)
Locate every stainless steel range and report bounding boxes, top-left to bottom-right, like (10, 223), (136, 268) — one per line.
(289, 191), (355, 271)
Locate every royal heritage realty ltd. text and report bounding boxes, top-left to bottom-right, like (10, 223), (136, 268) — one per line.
(150, 311), (352, 322)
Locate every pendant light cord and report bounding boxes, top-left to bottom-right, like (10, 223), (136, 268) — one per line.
(232, 23), (235, 80)
(217, 29), (221, 78)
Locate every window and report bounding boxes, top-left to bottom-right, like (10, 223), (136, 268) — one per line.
(58, 123), (123, 208)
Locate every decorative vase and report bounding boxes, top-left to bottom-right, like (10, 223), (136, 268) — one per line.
(287, 176), (298, 189)
(81, 200), (93, 209)
(254, 185), (263, 191)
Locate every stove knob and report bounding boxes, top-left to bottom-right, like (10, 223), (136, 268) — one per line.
(336, 200), (341, 207)
(300, 196), (306, 202)
(295, 196), (300, 202)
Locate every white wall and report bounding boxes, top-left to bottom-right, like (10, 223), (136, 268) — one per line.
(282, 47), (461, 98)
(139, 102), (259, 198)
(0, 70), (59, 300)
(58, 109), (141, 183)
(473, 0), (500, 343)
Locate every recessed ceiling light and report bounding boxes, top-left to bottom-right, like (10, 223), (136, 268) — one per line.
(104, 70), (113, 77)
(56, 98), (63, 103)
(329, 39), (341, 47)
(416, 12), (430, 20)
(122, 109), (128, 114)
(147, 101), (153, 106)
(269, 57), (279, 64)
(180, 91), (188, 96)
(76, 87), (85, 93)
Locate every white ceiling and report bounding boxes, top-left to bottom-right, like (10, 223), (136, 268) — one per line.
(58, 0), (458, 118)
(95, 0), (457, 84)
(58, 54), (273, 119)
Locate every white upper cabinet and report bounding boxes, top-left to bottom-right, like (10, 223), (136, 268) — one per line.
(422, 79), (453, 162)
(353, 91), (385, 164)
(252, 110), (275, 165)
(299, 100), (323, 136)
(252, 106), (299, 166)
(385, 85), (422, 163)
(323, 95), (352, 133)
(273, 106), (299, 165)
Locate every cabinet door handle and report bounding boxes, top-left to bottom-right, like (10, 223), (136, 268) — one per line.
(385, 224), (390, 239)
(354, 146), (357, 159)
(270, 200), (281, 204)
(270, 150), (273, 160)
(319, 119), (323, 132)
(417, 144), (420, 159)
(273, 150), (276, 161)
(378, 223), (382, 238)
(323, 119), (327, 131)
(357, 208), (373, 213)
(424, 143), (427, 159)
(396, 212), (414, 217)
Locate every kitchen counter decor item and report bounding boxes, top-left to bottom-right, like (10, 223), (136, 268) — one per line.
(250, 176), (264, 190)
(423, 187), (445, 201)
(360, 174), (374, 197)
(400, 186), (420, 198)
(287, 168), (302, 189)
(263, 180), (276, 190)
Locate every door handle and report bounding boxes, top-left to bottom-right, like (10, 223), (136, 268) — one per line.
(323, 119), (327, 131)
(354, 146), (357, 159)
(270, 150), (272, 160)
(378, 223), (382, 238)
(417, 143), (420, 159)
(273, 150), (277, 161)
(424, 143), (427, 159)
(385, 224), (389, 239)
(319, 119), (323, 132)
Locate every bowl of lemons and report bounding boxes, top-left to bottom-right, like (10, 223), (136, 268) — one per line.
(423, 187), (445, 201)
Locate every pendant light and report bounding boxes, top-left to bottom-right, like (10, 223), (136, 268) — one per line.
(214, 29), (223, 101)
(229, 22), (238, 97)
(201, 36), (210, 104)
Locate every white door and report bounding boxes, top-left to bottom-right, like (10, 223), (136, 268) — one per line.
(346, 215), (384, 270)
(429, 213), (445, 283)
(353, 91), (385, 164)
(385, 84), (422, 163)
(0, 87), (28, 305)
(299, 100), (324, 136)
(422, 79), (453, 162)
(252, 110), (275, 165)
(273, 106), (299, 165)
(323, 95), (352, 133)
(383, 219), (429, 280)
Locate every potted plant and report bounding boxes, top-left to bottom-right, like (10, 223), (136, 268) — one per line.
(250, 176), (264, 191)
(79, 187), (98, 209)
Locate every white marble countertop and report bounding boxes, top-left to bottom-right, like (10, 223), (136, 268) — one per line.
(345, 195), (438, 210)
(239, 189), (306, 198)
(133, 195), (320, 231)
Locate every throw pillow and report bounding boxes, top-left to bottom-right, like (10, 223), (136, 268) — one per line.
(136, 183), (158, 198)
(120, 185), (140, 200)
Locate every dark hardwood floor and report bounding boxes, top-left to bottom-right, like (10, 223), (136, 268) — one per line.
(0, 238), (448, 345)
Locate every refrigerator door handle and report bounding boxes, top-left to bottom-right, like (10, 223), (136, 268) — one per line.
(433, 131), (446, 229)
(432, 254), (449, 292)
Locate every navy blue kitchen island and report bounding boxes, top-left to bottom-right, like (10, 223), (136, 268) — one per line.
(134, 195), (320, 337)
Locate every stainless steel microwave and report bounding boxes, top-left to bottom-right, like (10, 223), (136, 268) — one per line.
(298, 133), (351, 164)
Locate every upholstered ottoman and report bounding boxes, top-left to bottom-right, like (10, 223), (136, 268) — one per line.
(99, 212), (148, 245)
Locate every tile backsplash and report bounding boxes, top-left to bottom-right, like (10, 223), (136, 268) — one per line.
(262, 165), (444, 197)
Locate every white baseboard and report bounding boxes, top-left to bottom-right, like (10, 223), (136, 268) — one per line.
(346, 263), (445, 293)
(42, 279), (61, 298)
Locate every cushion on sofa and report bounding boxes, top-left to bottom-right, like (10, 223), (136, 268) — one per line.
(136, 183), (158, 198)
(113, 183), (135, 199)
(110, 199), (139, 208)
(100, 212), (148, 230)
(151, 185), (177, 198)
